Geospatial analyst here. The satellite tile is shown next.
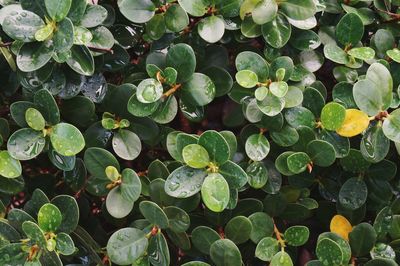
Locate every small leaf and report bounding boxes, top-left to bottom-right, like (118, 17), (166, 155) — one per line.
(136, 78), (163, 103)
(320, 102), (346, 130)
(210, 239), (242, 266)
(201, 173), (230, 212)
(198, 16), (225, 43)
(50, 123), (85, 156)
(38, 203), (62, 232)
(347, 47), (375, 61)
(107, 228), (148, 265)
(45, 0), (72, 22)
(139, 201), (169, 229)
(245, 134), (270, 161)
(25, 108), (45, 131)
(284, 226), (309, 246)
(255, 237), (279, 261)
(56, 232), (75, 255)
(235, 70), (258, 88)
(165, 166), (207, 198)
(336, 13), (364, 46)
(330, 215), (352, 241)
(0, 151), (22, 178)
(182, 144), (210, 169)
(336, 109), (370, 137)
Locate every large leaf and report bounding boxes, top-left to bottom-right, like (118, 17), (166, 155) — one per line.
(50, 123), (85, 156)
(2, 10), (44, 42)
(17, 41), (54, 72)
(45, 0), (72, 21)
(107, 228), (148, 265)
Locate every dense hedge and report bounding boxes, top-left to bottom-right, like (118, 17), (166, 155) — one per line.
(1, 0), (400, 265)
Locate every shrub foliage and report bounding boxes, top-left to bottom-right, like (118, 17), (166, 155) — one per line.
(0, 0), (400, 265)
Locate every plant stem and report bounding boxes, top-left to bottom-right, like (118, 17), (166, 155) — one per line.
(163, 84), (182, 98)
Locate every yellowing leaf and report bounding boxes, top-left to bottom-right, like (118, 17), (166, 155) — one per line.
(330, 214), (352, 241)
(336, 109), (370, 137)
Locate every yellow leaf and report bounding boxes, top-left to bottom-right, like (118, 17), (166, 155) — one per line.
(336, 109), (370, 137)
(330, 214), (352, 241)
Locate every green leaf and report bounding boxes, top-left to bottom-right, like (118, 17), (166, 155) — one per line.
(107, 228), (148, 265)
(336, 13), (364, 46)
(112, 129), (141, 160)
(148, 232), (170, 266)
(165, 166), (207, 198)
(7, 128), (46, 160)
(53, 18), (74, 53)
(257, 92), (285, 116)
(353, 80), (383, 116)
(38, 203), (62, 232)
(198, 130), (230, 165)
(164, 206), (190, 233)
(279, 0), (316, 20)
(17, 41), (54, 72)
(347, 47), (375, 61)
(255, 237), (279, 261)
(139, 201), (169, 229)
(270, 251), (293, 266)
(284, 106), (316, 129)
(235, 51), (269, 82)
(146, 14), (166, 41)
(201, 173), (230, 212)
(55, 232), (75, 255)
(51, 195), (79, 234)
(235, 70), (258, 88)
(0, 151), (22, 178)
(67, 0), (87, 23)
(270, 81), (288, 98)
(287, 152), (311, 174)
(178, 0), (207, 17)
(88, 26), (115, 55)
(180, 73), (216, 106)
(120, 168), (142, 202)
(383, 109), (400, 142)
(247, 161), (268, 189)
(25, 108), (45, 131)
(66, 45), (94, 76)
(73, 26), (92, 45)
(22, 221), (46, 248)
(84, 147), (119, 179)
(2, 10), (44, 42)
(34, 89), (60, 125)
(225, 216), (252, 244)
(182, 144), (210, 169)
(165, 4), (189, 32)
(210, 239), (242, 266)
(339, 177), (368, 210)
(166, 43), (196, 83)
(79, 4), (107, 28)
(198, 16), (225, 43)
(316, 238), (344, 266)
(45, 0), (72, 22)
(192, 226), (220, 255)
(364, 63), (393, 112)
(245, 134), (270, 161)
(151, 95), (178, 124)
(360, 123), (390, 163)
(323, 43), (349, 65)
(284, 226), (309, 246)
(349, 223), (377, 257)
(217, 160), (248, 189)
(252, 0), (277, 25)
(50, 123), (85, 156)
(249, 212), (274, 243)
(306, 140), (336, 167)
(320, 102), (346, 130)
(261, 13), (291, 49)
(106, 186), (134, 218)
(387, 49), (400, 63)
